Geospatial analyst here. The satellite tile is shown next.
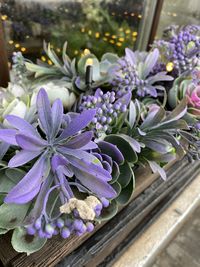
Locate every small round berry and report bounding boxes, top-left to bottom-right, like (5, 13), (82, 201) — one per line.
(86, 222), (94, 232)
(61, 227), (71, 239)
(56, 218), (65, 229)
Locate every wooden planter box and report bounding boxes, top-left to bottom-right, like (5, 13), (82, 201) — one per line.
(1, 158), (199, 267)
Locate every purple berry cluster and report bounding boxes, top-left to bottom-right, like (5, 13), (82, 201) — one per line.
(26, 197), (109, 239)
(111, 58), (137, 98)
(170, 29), (199, 72)
(79, 88), (130, 137)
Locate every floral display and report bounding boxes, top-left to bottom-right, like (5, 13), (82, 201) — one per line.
(0, 25), (199, 255)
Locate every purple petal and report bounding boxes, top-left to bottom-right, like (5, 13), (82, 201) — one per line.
(51, 99), (63, 139)
(16, 133), (47, 151)
(9, 150), (41, 167)
(116, 91), (131, 106)
(65, 131), (93, 149)
(80, 141), (98, 150)
(67, 155), (111, 181)
(0, 142), (10, 159)
(125, 48), (136, 65)
(98, 141), (124, 164)
(51, 154), (68, 173)
(5, 156), (48, 204)
(5, 115), (38, 136)
(36, 89), (52, 138)
(72, 168), (116, 198)
(143, 49), (159, 78)
(58, 109), (96, 140)
(0, 129), (18, 145)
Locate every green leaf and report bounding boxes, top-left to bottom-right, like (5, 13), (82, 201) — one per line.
(101, 53), (119, 63)
(117, 162), (132, 188)
(105, 134), (138, 163)
(111, 182), (121, 196)
(12, 227), (47, 255)
(97, 200), (118, 222)
(0, 202), (30, 229)
(116, 172), (135, 205)
(0, 228), (8, 235)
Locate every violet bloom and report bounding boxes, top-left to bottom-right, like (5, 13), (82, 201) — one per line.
(112, 48), (173, 98)
(0, 89), (116, 204)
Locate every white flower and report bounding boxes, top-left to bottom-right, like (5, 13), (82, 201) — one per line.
(31, 82), (76, 110)
(7, 83), (26, 98)
(3, 99), (27, 127)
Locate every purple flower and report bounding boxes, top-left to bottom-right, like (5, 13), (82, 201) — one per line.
(0, 89), (116, 204)
(112, 48), (173, 98)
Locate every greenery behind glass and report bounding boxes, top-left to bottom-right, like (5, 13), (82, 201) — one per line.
(1, 0), (145, 62)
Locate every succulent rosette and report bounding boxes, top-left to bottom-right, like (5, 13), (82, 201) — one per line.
(0, 24), (200, 255)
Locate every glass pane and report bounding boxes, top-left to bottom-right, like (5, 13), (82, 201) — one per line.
(0, 0), (151, 63)
(156, 0), (200, 39)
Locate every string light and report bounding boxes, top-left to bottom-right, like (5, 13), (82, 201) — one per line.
(105, 32), (110, 37)
(112, 35), (117, 39)
(48, 60), (53, 65)
(88, 30), (92, 35)
(166, 62), (174, 72)
(83, 49), (91, 55)
(132, 31), (138, 37)
(81, 28), (85, 33)
(74, 50), (79, 55)
(8, 40), (14, 45)
(21, 47), (26, 52)
(41, 56), (46, 62)
(15, 44), (20, 48)
(138, 14), (142, 19)
(109, 40), (115, 44)
(1, 15), (8, 21)
(125, 29), (131, 34)
(56, 48), (61, 53)
(116, 42), (122, 47)
(103, 37), (108, 41)
(131, 13), (135, 16)
(119, 37), (124, 42)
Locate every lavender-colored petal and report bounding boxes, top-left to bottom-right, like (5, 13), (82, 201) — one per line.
(116, 91), (131, 106)
(51, 154), (68, 173)
(125, 48), (136, 65)
(143, 48), (159, 78)
(16, 133), (47, 151)
(67, 156), (111, 181)
(51, 99), (63, 139)
(0, 142), (10, 160)
(58, 147), (103, 167)
(5, 115), (38, 136)
(65, 131), (93, 149)
(5, 156), (48, 204)
(72, 168), (116, 199)
(0, 129), (18, 146)
(8, 150), (41, 168)
(98, 141), (124, 164)
(36, 89), (52, 139)
(80, 141), (98, 150)
(58, 109), (96, 140)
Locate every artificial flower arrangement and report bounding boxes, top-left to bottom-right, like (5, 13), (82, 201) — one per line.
(0, 25), (199, 255)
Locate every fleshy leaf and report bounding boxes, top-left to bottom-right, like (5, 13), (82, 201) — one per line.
(116, 172), (135, 205)
(105, 134), (138, 163)
(148, 160), (167, 180)
(9, 150), (41, 168)
(97, 199), (118, 222)
(0, 202), (30, 229)
(117, 161), (133, 188)
(0, 228), (8, 235)
(12, 227), (47, 255)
